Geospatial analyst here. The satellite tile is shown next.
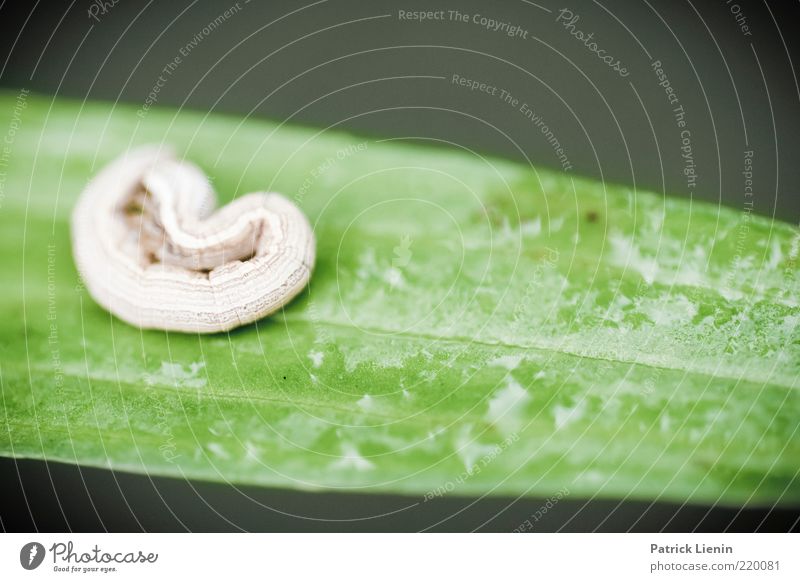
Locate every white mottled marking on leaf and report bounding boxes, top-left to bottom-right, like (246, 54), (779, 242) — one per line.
(339, 341), (422, 373)
(488, 354), (523, 371)
(307, 349), (324, 368)
(206, 442), (230, 460)
(427, 426), (445, 440)
(554, 399), (587, 430)
(581, 469), (604, 483)
(357, 394), (374, 411)
(604, 294), (632, 324)
(153, 361), (206, 389)
(454, 425), (501, 472)
(332, 443), (374, 471)
(486, 377), (531, 435)
(420, 370), (437, 381)
(521, 216), (541, 237)
(767, 237), (783, 270)
(384, 267), (407, 289)
(244, 441), (260, 460)
(548, 215), (565, 232)
(609, 231), (658, 284)
(274, 412), (330, 448)
(782, 313), (799, 334)
(648, 207), (665, 233)
(356, 248), (377, 281)
(637, 294), (698, 327)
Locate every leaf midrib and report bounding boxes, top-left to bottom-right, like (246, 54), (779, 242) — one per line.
(279, 315), (798, 389)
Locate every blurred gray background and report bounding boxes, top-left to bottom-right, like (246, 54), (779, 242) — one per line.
(1, 0), (798, 532)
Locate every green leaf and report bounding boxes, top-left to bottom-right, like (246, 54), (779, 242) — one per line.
(1, 90), (798, 506)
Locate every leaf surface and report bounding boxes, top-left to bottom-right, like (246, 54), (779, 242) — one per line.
(1, 91), (798, 505)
